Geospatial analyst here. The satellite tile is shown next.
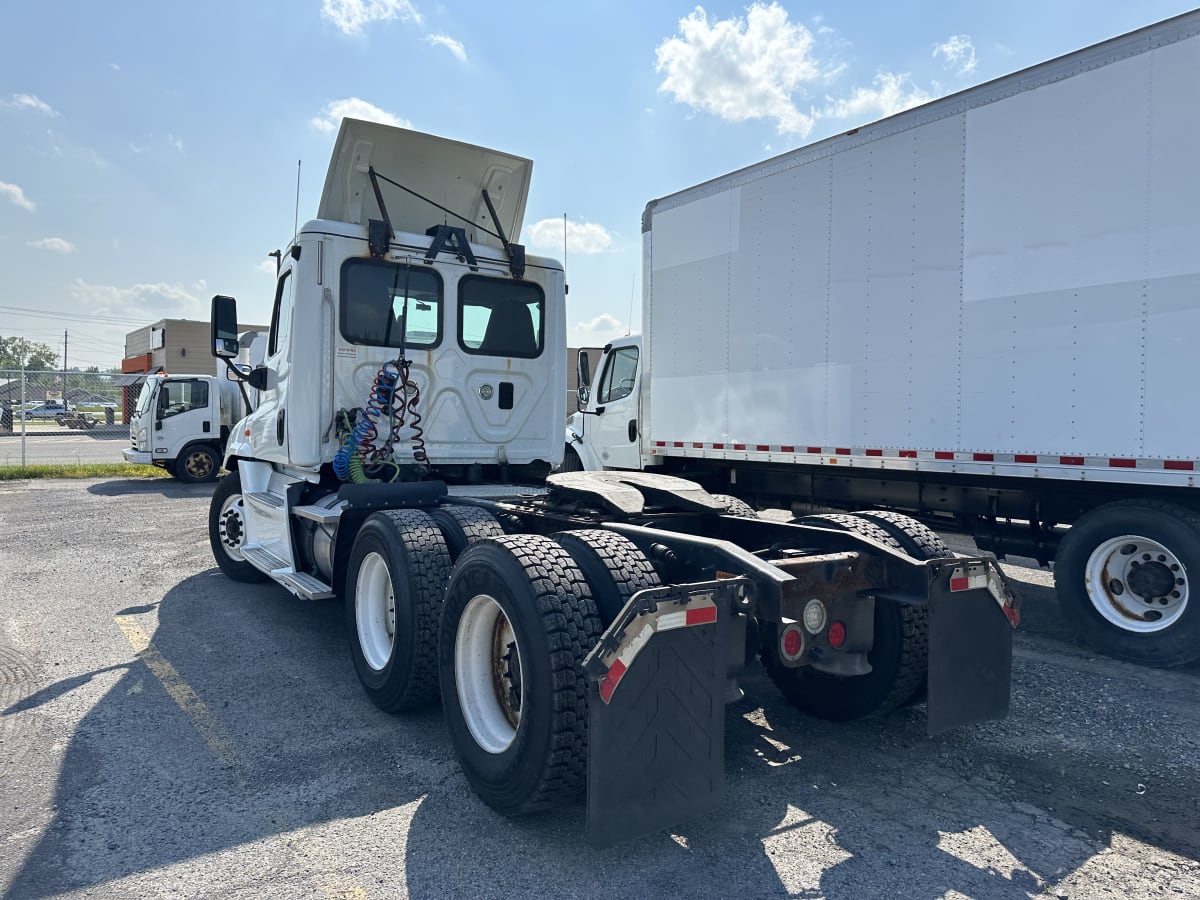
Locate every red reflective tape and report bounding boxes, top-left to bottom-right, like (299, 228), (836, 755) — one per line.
(686, 605), (718, 626)
(1165, 460), (1194, 471)
(973, 452), (994, 462)
(1015, 454), (1037, 464)
(712, 443), (725, 450)
(899, 450), (917, 458)
(756, 444), (770, 452)
(835, 447), (851, 455)
(599, 658), (627, 705)
(733, 443), (747, 451)
(807, 446), (822, 454)
(865, 449), (883, 457)
(780, 445), (795, 453)
(692, 442), (703, 449)
(949, 576), (970, 592)
(655, 441), (666, 447)
(1060, 456), (1084, 466)
(935, 451), (954, 460)
(1109, 458), (1136, 468)
(673, 441), (684, 448)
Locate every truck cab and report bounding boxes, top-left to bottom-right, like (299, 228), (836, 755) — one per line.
(565, 336), (644, 472)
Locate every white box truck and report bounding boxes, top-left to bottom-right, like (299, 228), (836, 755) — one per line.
(201, 119), (1017, 843)
(566, 10), (1200, 668)
(122, 332), (264, 481)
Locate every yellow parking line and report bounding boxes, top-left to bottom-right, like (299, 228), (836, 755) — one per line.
(114, 614), (237, 766)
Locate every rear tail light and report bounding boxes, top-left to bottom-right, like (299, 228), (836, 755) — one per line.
(827, 621), (847, 649)
(779, 623), (806, 663)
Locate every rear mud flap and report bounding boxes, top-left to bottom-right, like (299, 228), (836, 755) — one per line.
(582, 579), (749, 847)
(925, 560), (1019, 735)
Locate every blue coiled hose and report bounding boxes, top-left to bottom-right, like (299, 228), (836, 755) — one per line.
(333, 363), (400, 483)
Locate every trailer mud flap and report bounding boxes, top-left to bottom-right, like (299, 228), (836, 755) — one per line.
(582, 579), (749, 847)
(925, 560), (1019, 735)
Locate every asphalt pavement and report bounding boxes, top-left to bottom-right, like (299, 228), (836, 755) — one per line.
(1, 478), (1197, 899)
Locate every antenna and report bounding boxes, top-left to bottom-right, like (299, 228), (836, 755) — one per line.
(293, 160), (302, 240)
(562, 212), (567, 270)
(628, 277), (635, 335)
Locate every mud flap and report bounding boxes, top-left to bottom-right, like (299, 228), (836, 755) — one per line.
(925, 559), (1019, 735)
(581, 579), (749, 847)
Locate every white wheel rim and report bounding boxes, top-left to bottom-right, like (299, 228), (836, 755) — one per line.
(455, 593), (522, 754)
(356, 552), (395, 671)
(217, 493), (249, 562)
(1084, 534), (1189, 633)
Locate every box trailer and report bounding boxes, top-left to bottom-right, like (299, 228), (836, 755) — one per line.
(566, 10), (1200, 667)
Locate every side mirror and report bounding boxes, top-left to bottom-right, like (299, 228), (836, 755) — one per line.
(247, 366), (270, 391)
(577, 385), (590, 408)
(577, 350), (591, 394)
(212, 295), (240, 358)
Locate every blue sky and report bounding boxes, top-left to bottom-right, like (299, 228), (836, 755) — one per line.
(1, 0), (1195, 369)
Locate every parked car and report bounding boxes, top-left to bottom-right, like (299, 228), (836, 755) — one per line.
(17, 401), (75, 420)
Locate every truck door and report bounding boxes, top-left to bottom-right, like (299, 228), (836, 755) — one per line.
(154, 378), (213, 459)
(247, 268), (295, 464)
(590, 344), (642, 469)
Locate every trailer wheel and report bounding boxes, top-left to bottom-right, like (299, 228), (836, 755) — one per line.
(856, 511), (953, 561)
(439, 535), (601, 815)
(176, 444), (219, 483)
(1055, 500), (1200, 667)
(710, 493), (759, 518)
(208, 471), (270, 583)
(554, 529), (661, 625)
(347, 510), (452, 712)
(428, 505), (504, 562)
(763, 513), (929, 720)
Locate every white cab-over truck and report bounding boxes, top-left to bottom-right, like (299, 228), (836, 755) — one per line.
(123, 332), (264, 482)
(206, 119), (1017, 844)
(566, 11), (1200, 668)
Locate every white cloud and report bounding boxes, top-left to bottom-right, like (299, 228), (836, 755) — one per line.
(257, 259), (277, 276)
(426, 33), (466, 62)
(526, 218), (614, 255)
(311, 97), (410, 133)
(168, 133), (184, 152)
(28, 237), (75, 254)
(655, 3), (825, 136)
(822, 72), (931, 121)
(4, 93), (58, 116)
(322, 0), (421, 35)
(934, 34), (977, 76)
(70, 279), (204, 322)
(570, 313), (626, 346)
(0, 182), (35, 211)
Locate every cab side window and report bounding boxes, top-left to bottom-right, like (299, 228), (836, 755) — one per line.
(268, 270), (295, 358)
(597, 347), (639, 404)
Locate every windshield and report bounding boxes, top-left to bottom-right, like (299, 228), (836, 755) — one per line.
(133, 378), (159, 417)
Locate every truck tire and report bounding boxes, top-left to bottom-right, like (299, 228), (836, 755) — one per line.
(1055, 499), (1200, 667)
(560, 445), (584, 472)
(554, 529), (661, 625)
(208, 471), (270, 583)
(347, 510), (452, 712)
(710, 493), (759, 518)
(856, 510), (954, 561)
(763, 513), (929, 720)
(439, 535), (602, 815)
(176, 444), (219, 483)
(427, 505), (504, 562)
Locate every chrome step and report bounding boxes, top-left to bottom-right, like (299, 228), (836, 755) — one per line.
(292, 504), (343, 525)
(276, 571), (335, 600)
(245, 491), (285, 510)
(242, 546), (288, 573)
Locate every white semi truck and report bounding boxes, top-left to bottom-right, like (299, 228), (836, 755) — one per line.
(204, 120), (1017, 843)
(566, 11), (1200, 668)
(123, 332), (264, 482)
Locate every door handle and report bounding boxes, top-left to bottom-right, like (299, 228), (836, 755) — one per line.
(276, 410), (285, 445)
(627, 419), (638, 442)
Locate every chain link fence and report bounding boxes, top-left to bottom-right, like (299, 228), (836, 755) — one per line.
(0, 369), (134, 468)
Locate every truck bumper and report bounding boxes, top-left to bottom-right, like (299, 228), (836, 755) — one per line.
(122, 449), (153, 464)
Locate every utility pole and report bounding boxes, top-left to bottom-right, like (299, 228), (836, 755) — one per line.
(63, 329), (68, 403)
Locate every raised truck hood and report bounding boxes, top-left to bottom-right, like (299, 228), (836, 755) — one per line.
(318, 118), (532, 250)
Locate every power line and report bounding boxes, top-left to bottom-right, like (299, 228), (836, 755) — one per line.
(0, 304), (152, 327)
